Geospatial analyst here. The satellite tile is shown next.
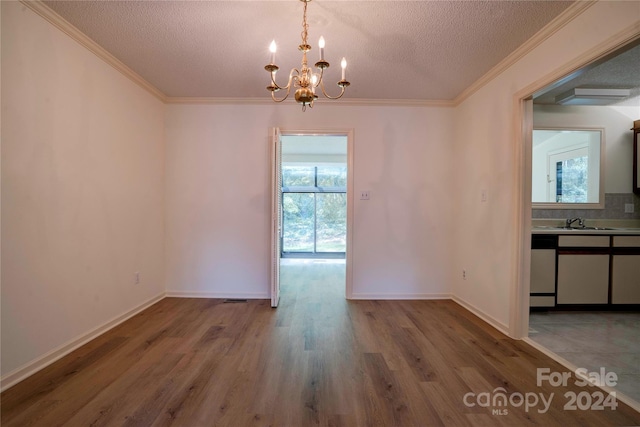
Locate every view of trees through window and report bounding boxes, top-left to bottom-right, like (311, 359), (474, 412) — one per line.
(556, 156), (588, 203)
(282, 165), (346, 255)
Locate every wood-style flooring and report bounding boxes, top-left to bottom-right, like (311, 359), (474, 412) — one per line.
(2, 259), (640, 426)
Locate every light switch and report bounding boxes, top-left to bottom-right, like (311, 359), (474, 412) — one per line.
(481, 190), (487, 203)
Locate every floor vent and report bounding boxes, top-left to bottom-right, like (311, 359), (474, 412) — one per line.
(224, 299), (248, 303)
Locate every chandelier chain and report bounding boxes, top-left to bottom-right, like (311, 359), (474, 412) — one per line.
(301, 0), (309, 47)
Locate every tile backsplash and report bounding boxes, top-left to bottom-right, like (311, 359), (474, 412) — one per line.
(532, 193), (640, 220)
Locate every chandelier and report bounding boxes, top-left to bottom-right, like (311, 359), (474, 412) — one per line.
(264, 0), (350, 111)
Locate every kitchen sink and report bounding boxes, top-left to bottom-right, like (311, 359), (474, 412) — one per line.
(558, 226), (618, 231)
(581, 226), (616, 230)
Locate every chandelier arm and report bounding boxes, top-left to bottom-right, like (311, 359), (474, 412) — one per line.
(270, 71), (301, 102)
(271, 89), (291, 103)
(269, 73), (282, 91)
(270, 68), (298, 91)
(318, 79), (347, 100)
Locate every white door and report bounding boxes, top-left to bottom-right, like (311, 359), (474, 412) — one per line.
(270, 127), (282, 307)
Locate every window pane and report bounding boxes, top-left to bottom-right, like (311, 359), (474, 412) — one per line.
(282, 193), (315, 252)
(282, 166), (315, 187)
(556, 157), (588, 203)
(317, 166), (347, 188)
(316, 193), (346, 252)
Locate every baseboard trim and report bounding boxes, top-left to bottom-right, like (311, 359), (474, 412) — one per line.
(0, 292), (166, 392)
(349, 292), (451, 300)
(523, 337), (640, 413)
(450, 295), (510, 336)
(165, 291), (269, 299)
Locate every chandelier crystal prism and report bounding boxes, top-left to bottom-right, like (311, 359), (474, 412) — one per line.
(264, 0), (350, 111)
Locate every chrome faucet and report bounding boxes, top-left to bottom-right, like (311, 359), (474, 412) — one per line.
(565, 217), (585, 228)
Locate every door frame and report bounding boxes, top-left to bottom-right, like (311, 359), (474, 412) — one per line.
(270, 127), (282, 307)
(511, 30), (640, 339)
(271, 128), (354, 301)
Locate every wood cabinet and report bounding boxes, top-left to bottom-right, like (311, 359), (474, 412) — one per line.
(530, 235), (557, 307)
(556, 235), (610, 305)
(530, 250), (556, 307)
(530, 232), (640, 309)
(612, 256), (640, 303)
(611, 236), (640, 304)
(557, 254), (609, 304)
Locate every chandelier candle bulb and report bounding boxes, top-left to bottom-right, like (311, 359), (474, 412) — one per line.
(341, 57), (347, 80)
(269, 40), (277, 64)
(319, 36), (325, 60)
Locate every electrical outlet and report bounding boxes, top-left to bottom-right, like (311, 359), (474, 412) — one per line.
(481, 190), (487, 203)
(360, 190), (370, 200)
(134, 272), (140, 284)
(625, 203), (634, 213)
(462, 270), (467, 280)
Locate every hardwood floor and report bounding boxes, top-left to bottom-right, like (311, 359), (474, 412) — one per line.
(2, 260), (640, 426)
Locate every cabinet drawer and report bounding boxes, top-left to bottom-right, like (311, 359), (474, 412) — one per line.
(530, 296), (555, 307)
(613, 236), (640, 247)
(558, 235), (610, 247)
(532, 234), (558, 249)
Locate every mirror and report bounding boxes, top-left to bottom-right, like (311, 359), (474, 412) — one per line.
(532, 128), (605, 208)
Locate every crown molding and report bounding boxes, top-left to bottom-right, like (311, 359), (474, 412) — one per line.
(20, 0), (167, 103)
(165, 97), (455, 108)
(18, 0), (601, 110)
(314, 98), (455, 108)
(453, 0), (596, 106)
(18, 0), (452, 109)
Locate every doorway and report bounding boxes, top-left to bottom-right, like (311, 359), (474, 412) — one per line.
(515, 37), (640, 405)
(270, 129), (353, 307)
(514, 35), (640, 337)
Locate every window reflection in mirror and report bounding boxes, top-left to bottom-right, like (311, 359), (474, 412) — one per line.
(532, 128), (604, 208)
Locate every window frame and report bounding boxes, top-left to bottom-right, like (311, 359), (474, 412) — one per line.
(532, 127), (605, 209)
(281, 165), (347, 258)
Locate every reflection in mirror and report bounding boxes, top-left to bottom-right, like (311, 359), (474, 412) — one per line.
(532, 128), (604, 208)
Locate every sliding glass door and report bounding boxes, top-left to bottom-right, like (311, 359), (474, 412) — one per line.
(281, 165), (346, 258)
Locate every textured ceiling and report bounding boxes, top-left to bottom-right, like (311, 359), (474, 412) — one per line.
(43, 0), (576, 101)
(534, 42), (640, 106)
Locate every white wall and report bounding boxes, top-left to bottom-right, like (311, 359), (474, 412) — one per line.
(164, 103), (454, 299)
(452, 1), (640, 331)
(1, 3), (165, 380)
(534, 104), (639, 194)
(3, 0), (637, 389)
